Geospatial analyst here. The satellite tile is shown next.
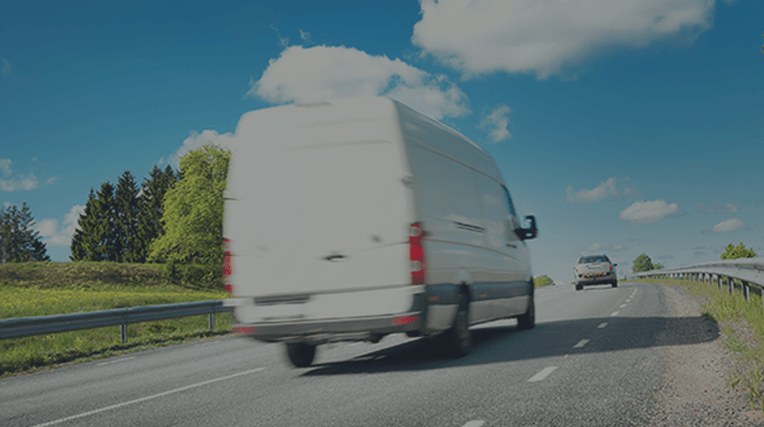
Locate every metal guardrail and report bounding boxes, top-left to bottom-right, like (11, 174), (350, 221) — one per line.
(0, 300), (234, 342)
(635, 258), (764, 306)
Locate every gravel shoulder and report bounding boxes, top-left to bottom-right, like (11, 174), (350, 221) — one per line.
(649, 284), (763, 426)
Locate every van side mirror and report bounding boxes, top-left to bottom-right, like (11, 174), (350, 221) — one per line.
(518, 215), (538, 240)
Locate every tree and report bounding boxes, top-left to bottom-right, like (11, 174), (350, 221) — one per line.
(149, 145), (230, 265)
(134, 165), (177, 262)
(0, 202), (49, 263)
(114, 170), (139, 262)
(721, 243), (757, 260)
(632, 253), (655, 273)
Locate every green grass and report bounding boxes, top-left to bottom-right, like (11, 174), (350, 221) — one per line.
(635, 278), (764, 410)
(0, 262), (231, 376)
(533, 275), (554, 288)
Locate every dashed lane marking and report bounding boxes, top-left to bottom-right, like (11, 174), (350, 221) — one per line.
(462, 421), (486, 427)
(597, 322), (608, 329)
(528, 366), (558, 382)
(96, 357), (134, 366)
(573, 339), (590, 349)
(610, 311), (620, 316)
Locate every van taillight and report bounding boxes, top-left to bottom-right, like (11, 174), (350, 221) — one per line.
(409, 222), (425, 285)
(222, 238), (233, 295)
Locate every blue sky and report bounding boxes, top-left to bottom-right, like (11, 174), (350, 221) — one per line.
(1, 0), (762, 283)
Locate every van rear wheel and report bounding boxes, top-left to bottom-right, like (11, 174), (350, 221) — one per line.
(285, 342), (316, 368)
(440, 293), (471, 357)
(517, 297), (535, 330)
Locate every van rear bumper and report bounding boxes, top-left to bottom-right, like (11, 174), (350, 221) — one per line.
(235, 293), (426, 344)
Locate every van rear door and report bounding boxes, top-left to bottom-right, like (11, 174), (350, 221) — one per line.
(225, 113), (412, 298)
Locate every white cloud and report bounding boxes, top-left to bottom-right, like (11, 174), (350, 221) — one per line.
(1, 56), (10, 77)
(619, 199), (679, 224)
(35, 205), (85, 247)
(0, 158), (40, 192)
(712, 218), (744, 233)
(725, 203), (738, 213)
(170, 129), (235, 167)
(0, 158), (11, 176)
(480, 105), (511, 143)
(299, 29), (312, 43)
(249, 45), (469, 120)
(566, 177), (618, 203)
(412, 0), (715, 78)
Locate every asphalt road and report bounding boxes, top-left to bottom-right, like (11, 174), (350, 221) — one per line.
(0, 282), (734, 426)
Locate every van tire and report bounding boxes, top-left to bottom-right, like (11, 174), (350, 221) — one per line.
(440, 293), (471, 357)
(575, 284), (583, 291)
(517, 297), (535, 330)
(611, 281), (618, 288)
(286, 342), (316, 368)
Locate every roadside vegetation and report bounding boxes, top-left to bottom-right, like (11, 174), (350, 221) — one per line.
(636, 277), (764, 411)
(533, 275), (554, 287)
(0, 262), (231, 376)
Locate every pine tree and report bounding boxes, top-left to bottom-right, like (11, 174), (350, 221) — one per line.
(95, 182), (118, 261)
(0, 203), (49, 263)
(114, 170), (139, 262)
(71, 189), (99, 261)
(135, 165), (177, 262)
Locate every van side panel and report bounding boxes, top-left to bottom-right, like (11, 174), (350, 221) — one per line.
(396, 101), (532, 328)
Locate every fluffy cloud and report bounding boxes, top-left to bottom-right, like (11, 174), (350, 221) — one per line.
(169, 129), (235, 167)
(566, 177), (617, 203)
(412, 0), (715, 78)
(249, 45), (469, 120)
(480, 105), (511, 143)
(712, 218), (744, 233)
(0, 158), (39, 192)
(725, 203), (738, 214)
(35, 205), (85, 247)
(619, 200), (679, 224)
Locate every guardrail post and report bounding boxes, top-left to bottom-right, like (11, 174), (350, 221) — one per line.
(121, 323), (128, 343)
(728, 276), (734, 295)
(743, 281), (750, 302)
(717, 275), (722, 290)
(209, 312), (216, 331)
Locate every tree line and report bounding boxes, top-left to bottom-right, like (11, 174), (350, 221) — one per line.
(631, 242), (758, 273)
(71, 145), (230, 266)
(71, 165), (178, 262)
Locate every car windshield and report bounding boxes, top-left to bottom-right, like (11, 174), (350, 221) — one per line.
(580, 256), (608, 264)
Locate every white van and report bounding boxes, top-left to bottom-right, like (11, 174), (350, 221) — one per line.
(223, 97), (538, 367)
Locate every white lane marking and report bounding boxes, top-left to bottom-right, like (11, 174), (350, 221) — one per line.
(32, 367), (266, 427)
(619, 304), (627, 308)
(630, 289), (638, 298)
(528, 366), (558, 382)
(597, 322), (608, 329)
(96, 357), (134, 366)
(610, 311), (620, 317)
(462, 421), (486, 427)
(573, 339), (590, 349)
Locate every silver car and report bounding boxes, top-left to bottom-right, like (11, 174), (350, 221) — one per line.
(574, 255), (617, 290)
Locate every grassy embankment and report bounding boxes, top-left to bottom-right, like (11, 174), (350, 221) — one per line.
(0, 262), (231, 376)
(635, 277), (764, 410)
(533, 275), (554, 288)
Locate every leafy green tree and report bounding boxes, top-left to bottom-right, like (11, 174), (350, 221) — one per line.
(135, 165), (177, 262)
(0, 202), (49, 263)
(653, 262), (665, 270)
(632, 253), (655, 273)
(71, 190), (99, 260)
(149, 145), (230, 265)
(114, 170), (139, 262)
(721, 243), (757, 260)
